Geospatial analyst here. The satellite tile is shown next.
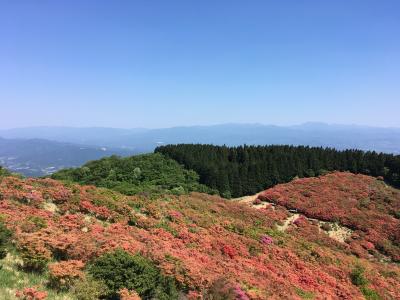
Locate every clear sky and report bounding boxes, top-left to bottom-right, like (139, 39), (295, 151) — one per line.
(1, 0), (399, 129)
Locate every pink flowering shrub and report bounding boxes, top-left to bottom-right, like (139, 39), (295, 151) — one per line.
(260, 235), (273, 245)
(25, 191), (44, 206)
(168, 210), (183, 221)
(234, 285), (250, 300)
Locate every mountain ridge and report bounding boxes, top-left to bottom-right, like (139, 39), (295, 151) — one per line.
(1, 123), (400, 154)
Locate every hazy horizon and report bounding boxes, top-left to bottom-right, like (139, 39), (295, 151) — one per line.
(2, 121), (400, 131)
(1, 1), (400, 129)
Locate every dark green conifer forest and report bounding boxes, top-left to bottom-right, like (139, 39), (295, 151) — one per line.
(156, 144), (400, 198)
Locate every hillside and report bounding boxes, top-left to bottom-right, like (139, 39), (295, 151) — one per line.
(0, 137), (134, 177)
(50, 153), (215, 196)
(257, 172), (400, 262)
(0, 173), (399, 299)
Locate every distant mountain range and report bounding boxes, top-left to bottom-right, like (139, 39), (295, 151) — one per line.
(1, 123), (399, 154)
(0, 137), (134, 177)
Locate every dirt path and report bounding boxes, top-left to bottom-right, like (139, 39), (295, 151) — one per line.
(319, 222), (353, 243)
(232, 193), (260, 203)
(276, 213), (300, 232)
(232, 193), (275, 209)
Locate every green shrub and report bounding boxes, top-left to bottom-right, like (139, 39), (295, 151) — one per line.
(360, 286), (382, 300)
(72, 275), (107, 300)
(0, 166), (11, 177)
(350, 265), (382, 300)
(20, 216), (47, 233)
(51, 153), (213, 196)
(88, 249), (178, 300)
(171, 186), (185, 195)
(18, 240), (51, 272)
(20, 251), (50, 272)
(392, 210), (400, 219)
(0, 221), (12, 259)
(295, 287), (315, 299)
(350, 265), (368, 286)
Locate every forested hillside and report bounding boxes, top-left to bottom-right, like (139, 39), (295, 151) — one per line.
(156, 144), (400, 198)
(51, 153), (215, 196)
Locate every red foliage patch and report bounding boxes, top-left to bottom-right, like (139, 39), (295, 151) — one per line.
(15, 287), (47, 300)
(1, 175), (399, 299)
(258, 172), (400, 262)
(119, 289), (141, 300)
(48, 260), (85, 290)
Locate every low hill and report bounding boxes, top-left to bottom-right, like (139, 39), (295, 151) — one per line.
(0, 173), (399, 299)
(0, 137), (134, 177)
(51, 153), (215, 196)
(258, 172), (400, 262)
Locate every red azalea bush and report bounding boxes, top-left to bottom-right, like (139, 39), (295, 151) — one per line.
(119, 288), (142, 300)
(221, 244), (237, 259)
(48, 260), (85, 290)
(16, 287), (47, 300)
(80, 200), (112, 220)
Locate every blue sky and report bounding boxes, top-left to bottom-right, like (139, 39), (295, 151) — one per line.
(1, 0), (399, 129)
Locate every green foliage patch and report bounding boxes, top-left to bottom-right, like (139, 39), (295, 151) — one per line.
(0, 221), (12, 260)
(51, 153), (215, 196)
(350, 265), (382, 300)
(89, 249), (179, 300)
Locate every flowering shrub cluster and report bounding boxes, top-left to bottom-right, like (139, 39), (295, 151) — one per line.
(1, 174), (400, 299)
(119, 288), (142, 300)
(221, 244), (237, 259)
(260, 235), (273, 245)
(48, 260), (85, 290)
(15, 287), (47, 300)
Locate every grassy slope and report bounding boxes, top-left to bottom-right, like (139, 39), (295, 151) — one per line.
(0, 249), (73, 300)
(0, 174), (399, 299)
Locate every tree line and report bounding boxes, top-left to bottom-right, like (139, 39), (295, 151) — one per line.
(155, 144), (400, 198)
